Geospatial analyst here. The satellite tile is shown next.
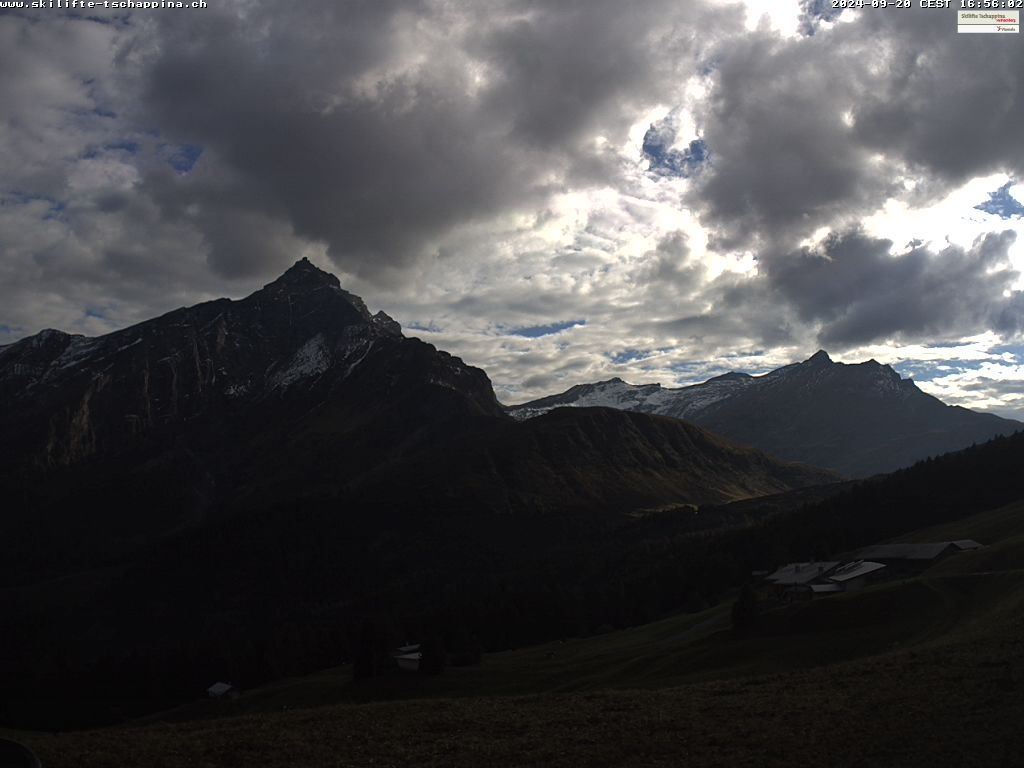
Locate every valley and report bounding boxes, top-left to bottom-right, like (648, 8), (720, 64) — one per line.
(13, 499), (1024, 767)
(2, 261), (1022, 767)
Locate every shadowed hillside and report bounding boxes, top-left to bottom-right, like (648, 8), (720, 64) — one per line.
(0, 261), (834, 730)
(13, 498), (1024, 768)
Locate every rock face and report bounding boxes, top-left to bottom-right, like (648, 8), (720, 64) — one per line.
(0, 260), (834, 569)
(0, 259), (510, 568)
(509, 351), (1021, 478)
(0, 258), (500, 475)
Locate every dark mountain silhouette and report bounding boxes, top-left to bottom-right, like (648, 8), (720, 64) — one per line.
(0, 260), (835, 727)
(1, 258), (504, 578)
(509, 350), (1020, 477)
(0, 259), (830, 570)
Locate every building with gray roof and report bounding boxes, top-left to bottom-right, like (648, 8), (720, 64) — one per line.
(765, 561), (840, 586)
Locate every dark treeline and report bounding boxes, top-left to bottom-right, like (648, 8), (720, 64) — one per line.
(3, 431), (1023, 730)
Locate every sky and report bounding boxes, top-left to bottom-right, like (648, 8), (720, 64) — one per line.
(1, 1), (1023, 418)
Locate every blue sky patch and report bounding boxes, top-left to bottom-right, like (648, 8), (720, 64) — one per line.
(892, 360), (945, 382)
(43, 200), (66, 221)
(799, 0), (843, 35)
(611, 349), (649, 365)
(893, 344), (1023, 383)
(83, 142), (138, 160)
(162, 144), (204, 174)
(6, 193), (64, 220)
(803, 0), (843, 22)
(668, 360), (711, 377)
(507, 320), (585, 338)
(975, 182), (1024, 219)
(997, 343), (1024, 359)
(106, 141), (140, 155)
(642, 123), (708, 178)
(6, 192), (40, 206)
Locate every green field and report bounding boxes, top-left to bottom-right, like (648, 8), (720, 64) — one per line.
(9, 499), (1024, 767)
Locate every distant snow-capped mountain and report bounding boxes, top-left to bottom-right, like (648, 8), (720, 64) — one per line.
(509, 369), (758, 423)
(508, 350), (1021, 478)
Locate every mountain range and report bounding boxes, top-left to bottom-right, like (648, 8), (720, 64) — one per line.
(0, 259), (829, 560)
(4, 258), (1023, 728)
(1, 260), (841, 725)
(509, 351), (1021, 477)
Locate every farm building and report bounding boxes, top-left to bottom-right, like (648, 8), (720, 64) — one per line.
(761, 540), (984, 600)
(763, 561), (840, 601)
(854, 540), (984, 574)
(206, 682), (239, 699)
(393, 644), (422, 673)
(765, 561), (840, 586)
(826, 560), (887, 591)
(763, 559), (887, 600)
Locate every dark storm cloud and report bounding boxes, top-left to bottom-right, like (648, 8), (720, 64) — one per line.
(850, 11), (1024, 185)
(139, 0), (726, 280)
(4, 2), (1024, 412)
(691, 9), (1024, 251)
(137, 162), (306, 278)
(993, 292), (1024, 336)
(633, 232), (704, 287)
(692, 29), (891, 251)
(958, 377), (1024, 396)
(474, 0), (703, 154)
(140, 0), (499, 277)
(765, 229), (1021, 346)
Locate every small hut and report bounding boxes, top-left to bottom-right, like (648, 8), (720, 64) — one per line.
(393, 644), (422, 672)
(207, 681), (240, 699)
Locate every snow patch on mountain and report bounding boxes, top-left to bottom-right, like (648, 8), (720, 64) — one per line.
(341, 340), (375, 380)
(662, 376), (758, 419)
(52, 336), (101, 371)
(509, 373), (759, 422)
(269, 333), (330, 389)
(224, 381), (251, 398)
(507, 353), (948, 441)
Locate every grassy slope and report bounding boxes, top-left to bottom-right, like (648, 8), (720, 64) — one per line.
(888, 498), (1024, 575)
(11, 500), (1024, 767)
(892, 497), (1024, 547)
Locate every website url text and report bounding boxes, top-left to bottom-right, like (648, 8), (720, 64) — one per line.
(1, 1), (208, 8)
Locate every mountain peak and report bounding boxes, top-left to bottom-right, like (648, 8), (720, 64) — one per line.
(255, 258), (376, 324)
(509, 349), (1021, 477)
(708, 371), (753, 383)
(264, 257), (341, 292)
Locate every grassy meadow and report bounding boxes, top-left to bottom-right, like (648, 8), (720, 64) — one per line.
(8, 499), (1024, 767)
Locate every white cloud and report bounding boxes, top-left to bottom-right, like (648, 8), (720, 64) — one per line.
(709, 0), (804, 37)
(917, 359), (1024, 420)
(1, 2), (1023, 422)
